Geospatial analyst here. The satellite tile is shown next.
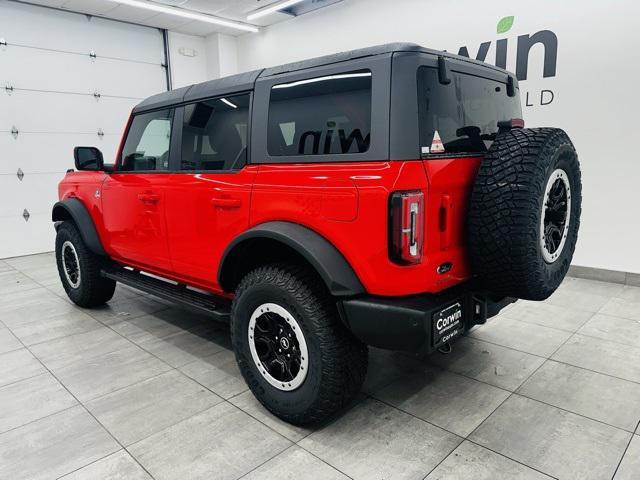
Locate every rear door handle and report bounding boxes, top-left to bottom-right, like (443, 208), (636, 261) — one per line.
(211, 197), (241, 209)
(138, 193), (160, 204)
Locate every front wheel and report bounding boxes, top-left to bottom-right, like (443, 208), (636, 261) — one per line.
(55, 221), (115, 307)
(231, 264), (368, 426)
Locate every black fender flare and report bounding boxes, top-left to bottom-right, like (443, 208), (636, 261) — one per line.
(52, 198), (106, 256)
(218, 221), (365, 297)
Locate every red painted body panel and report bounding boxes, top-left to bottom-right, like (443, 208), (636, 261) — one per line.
(57, 155), (481, 297)
(163, 167), (259, 294)
(250, 158), (480, 296)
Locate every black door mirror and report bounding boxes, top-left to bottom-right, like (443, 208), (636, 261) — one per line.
(74, 146), (104, 171)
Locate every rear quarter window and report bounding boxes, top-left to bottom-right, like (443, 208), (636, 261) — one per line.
(267, 70), (372, 157)
(417, 67), (522, 155)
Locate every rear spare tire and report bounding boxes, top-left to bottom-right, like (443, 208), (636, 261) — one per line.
(468, 127), (582, 300)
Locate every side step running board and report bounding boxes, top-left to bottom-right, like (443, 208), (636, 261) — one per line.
(101, 266), (231, 321)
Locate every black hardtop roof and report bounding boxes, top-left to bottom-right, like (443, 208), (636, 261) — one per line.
(134, 42), (509, 113)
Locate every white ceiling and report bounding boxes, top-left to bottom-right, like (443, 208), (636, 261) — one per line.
(18, 0), (295, 36)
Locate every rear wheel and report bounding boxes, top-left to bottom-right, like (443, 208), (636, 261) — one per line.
(231, 264), (368, 426)
(55, 221), (115, 307)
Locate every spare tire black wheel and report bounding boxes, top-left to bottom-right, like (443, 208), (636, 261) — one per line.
(468, 127), (582, 300)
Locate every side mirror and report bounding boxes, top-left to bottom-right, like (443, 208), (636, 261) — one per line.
(74, 146), (104, 171)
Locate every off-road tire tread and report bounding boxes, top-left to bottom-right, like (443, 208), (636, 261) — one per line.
(55, 221), (115, 307)
(231, 263), (368, 426)
(468, 127), (582, 300)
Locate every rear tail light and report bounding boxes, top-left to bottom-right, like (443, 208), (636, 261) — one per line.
(389, 190), (424, 264)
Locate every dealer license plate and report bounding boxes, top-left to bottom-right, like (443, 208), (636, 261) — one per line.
(432, 302), (464, 348)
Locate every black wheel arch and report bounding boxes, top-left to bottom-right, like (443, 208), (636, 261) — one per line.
(52, 198), (106, 256)
(218, 221), (365, 297)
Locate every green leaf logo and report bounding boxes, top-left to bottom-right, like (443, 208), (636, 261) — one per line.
(497, 16), (514, 34)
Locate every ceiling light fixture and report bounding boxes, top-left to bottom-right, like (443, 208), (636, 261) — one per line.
(247, 0), (305, 21)
(104, 0), (259, 33)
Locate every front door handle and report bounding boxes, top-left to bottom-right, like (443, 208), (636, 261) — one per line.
(211, 197), (241, 209)
(138, 193), (160, 204)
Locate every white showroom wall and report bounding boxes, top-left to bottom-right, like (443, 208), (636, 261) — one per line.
(235, 0), (640, 275)
(168, 32), (238, 88)
(167, 32), (208, 89)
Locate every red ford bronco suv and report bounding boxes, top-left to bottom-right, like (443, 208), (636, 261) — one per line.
(53, 43), (581, 426)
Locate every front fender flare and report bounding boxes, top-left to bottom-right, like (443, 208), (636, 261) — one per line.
(219, 222), (364, 297)
(52, 198), (106, 256)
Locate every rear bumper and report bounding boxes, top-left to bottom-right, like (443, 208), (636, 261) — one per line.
(337, 286), (515, 354)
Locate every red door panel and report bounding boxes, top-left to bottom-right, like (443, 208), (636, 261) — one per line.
(164, 166), (258, 291)
(101, 173), (172, 272)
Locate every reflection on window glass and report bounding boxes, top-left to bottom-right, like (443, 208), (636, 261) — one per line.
(268, 70), (372, 157)
(181, 94), (250, 171)
(120, 109), (173, 171)
(417, 67), (522, 154)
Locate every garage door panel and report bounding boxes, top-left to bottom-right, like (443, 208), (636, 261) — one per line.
(0, 47), (94, 94)
(0, 2), (165, 64)
(0, 91), (136, 135)
(0, 133), (121, 175)
(92, 57), (167, 98)
(0, 2), (166, 258)
(0, 48), (166, 99)
(0, 172), (63, 217)
(0, 214), (55, 258)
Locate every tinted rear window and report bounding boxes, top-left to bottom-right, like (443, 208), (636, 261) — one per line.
(268, 70), (372, 157)
(417, 67), (522, 154)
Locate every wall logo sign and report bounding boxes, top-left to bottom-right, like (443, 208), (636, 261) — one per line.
(458, 16), (558, 108)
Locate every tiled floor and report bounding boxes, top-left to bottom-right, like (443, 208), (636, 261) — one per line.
(1, 253), (639, 480)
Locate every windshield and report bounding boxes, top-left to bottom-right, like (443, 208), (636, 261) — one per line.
(417, 66), (522, 155)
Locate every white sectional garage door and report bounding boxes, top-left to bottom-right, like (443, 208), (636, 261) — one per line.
(0, 1), (168, 258)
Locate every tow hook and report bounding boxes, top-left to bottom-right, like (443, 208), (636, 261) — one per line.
(438, 343), (452, 355)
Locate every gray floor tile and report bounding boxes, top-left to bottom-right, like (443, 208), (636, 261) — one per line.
(469, 395), (631, 480)
(428, 337), (545, 391)
(0, 348), (46, 387)
(179, 349), (248, 399)
(0, 405), (119, 480)
(4, 252), (55, 270)
(362, 348), (423, 394)
(0, 287), (76, 326)
(0, 326), (22, 354)
(30, 327), (132, 370)
(560, 276), (626, 297)
(578, 313), (640, 348)
(0, 270), (41, 295)
(0, 260), (14, 273)
(426, 440), (552, 479)
(552, 334), (640, 383)
(8, 309), (103, 346)
(229, 390), (312, 443)
(0, 372), (77, 433)
(52, 345), (172, 402)
(86, 297), (171, 326)
(299, 398), (461, 480)
(60, 450), (152, 480)
(86, 370), (222, 446)
(375, 367), (510, 437)
(470, 316), (572, 357)
(110, 307), (212, 345)
(243, 446), (348, 480)
(518, 360), (640, 432)
(614, 435), (640, 480)
(600, 297), (640, 322)
(545, 287), (611, 312)
(129, 402), (291, 480)
(618, 285), (640, 303)
(502, 300), (594, 332)
(137, 326), (228, 368)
